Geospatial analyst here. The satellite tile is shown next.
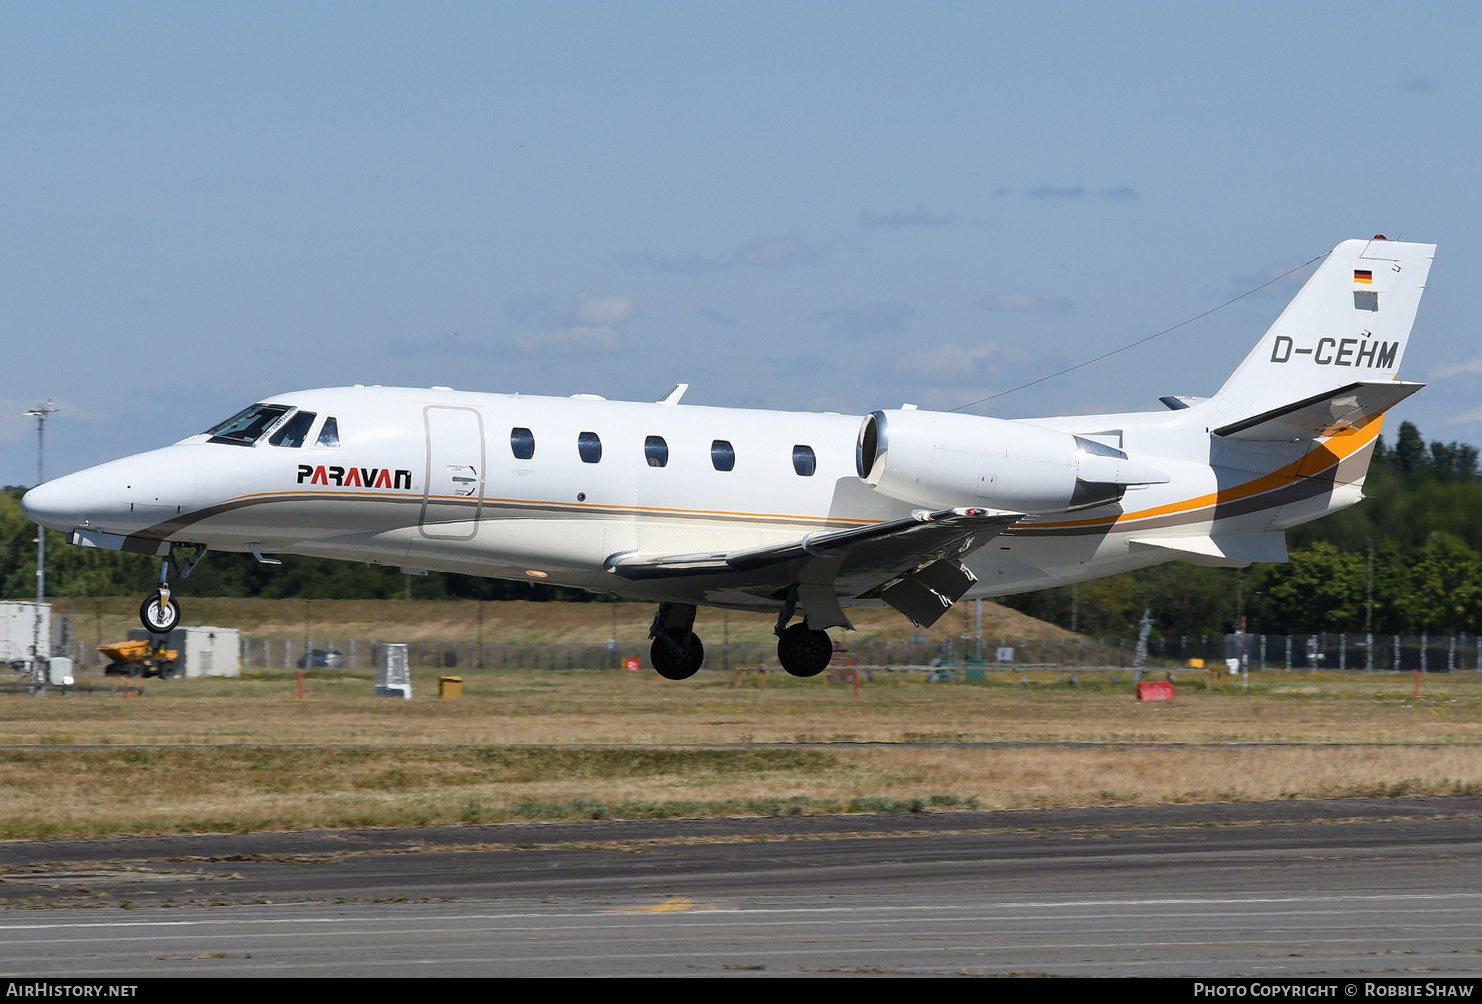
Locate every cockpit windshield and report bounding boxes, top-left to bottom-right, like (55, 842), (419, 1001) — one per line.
(205, 404), (291, 446)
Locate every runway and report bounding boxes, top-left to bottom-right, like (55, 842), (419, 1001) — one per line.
(3, 796), (1481, 977)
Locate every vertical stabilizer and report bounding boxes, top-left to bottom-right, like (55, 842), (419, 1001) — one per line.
(1213, 238), (1434, 426)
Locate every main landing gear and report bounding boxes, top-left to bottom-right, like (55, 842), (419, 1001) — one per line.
(139, 544), (206, 635)
(645, 599), (835, 680)
(775, 622), (833, 678)
(772, 587), (833, 677)
(649, 603), (705, 680)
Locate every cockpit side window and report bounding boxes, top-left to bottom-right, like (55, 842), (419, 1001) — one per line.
(315, 417), (340, 448)
(269, 411), (317, 448)
(206, 404), (291, 446)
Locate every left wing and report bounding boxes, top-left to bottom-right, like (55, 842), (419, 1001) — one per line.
(605, 507), (1022, 628)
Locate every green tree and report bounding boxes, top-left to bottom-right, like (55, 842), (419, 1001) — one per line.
(1394, 420), (1427, 472)
(1398, 532), (1482, 631)
(1255, 543), (1366, 633)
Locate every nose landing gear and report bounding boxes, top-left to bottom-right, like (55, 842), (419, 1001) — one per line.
(139, 543), (206, 635)
(140, 590), (181, 634)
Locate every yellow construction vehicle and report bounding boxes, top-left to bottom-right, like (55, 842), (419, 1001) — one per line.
(97, 639), (180, 678)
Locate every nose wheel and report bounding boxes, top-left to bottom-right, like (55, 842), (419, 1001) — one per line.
(138, 543), (205, 635)
(140, 591), (181, 634)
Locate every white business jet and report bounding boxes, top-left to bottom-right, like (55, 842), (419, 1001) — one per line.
(23, 237), (1432, 679)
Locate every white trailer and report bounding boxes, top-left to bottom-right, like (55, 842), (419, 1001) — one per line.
(0, 602), (49, 669)
(125, 626), (240, 677)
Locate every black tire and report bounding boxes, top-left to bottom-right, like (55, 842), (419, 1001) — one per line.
(140, 592), (181, 634)
(777, 624), (832, 677)
(651, 632), (704, 680)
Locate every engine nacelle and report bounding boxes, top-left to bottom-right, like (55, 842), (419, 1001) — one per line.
(855, 409), (1168, 513)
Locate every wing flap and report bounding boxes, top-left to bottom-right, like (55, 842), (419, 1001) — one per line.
(606, 507), (1021, 625)
(1213, 381), (1423, 442)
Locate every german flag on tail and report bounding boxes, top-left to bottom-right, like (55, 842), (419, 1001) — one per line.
(1354, 269), (1373, 284)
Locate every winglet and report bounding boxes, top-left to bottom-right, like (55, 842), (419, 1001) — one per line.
(659, 383), (689, 406)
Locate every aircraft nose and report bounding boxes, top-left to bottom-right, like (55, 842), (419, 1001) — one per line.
(21, 477), (83, 532)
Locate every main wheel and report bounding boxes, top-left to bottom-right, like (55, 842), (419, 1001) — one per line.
(651, 632), (704, 680)
(140, 592), (181, 634)
(777, 624), (833, 677)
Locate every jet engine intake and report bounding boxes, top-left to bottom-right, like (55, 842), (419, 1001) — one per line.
(855, 410), (1168, 513)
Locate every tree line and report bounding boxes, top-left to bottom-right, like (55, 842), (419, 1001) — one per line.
(1, 420), (1478, 633)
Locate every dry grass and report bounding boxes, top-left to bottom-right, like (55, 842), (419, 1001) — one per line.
(49, 596), (1074, 647)
(0, 742), (1478, 841)
(7, 669), (1481, 747)
(1, 668), (1480, 839)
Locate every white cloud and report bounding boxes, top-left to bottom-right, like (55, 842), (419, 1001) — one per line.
(497, 291), (638, 355)
(978, 291), (1077, 314)
(815, 301), (916, 339)
(505, 326), (622, 356)
(859, 205), (958, 228)
(1446, 407), (1482, 425)
(573, 293), (637, 326)
(1430, 355), (1482, 379)
(734, 236), (822, 268)
(620, 235), (827, 274)
(1026, 185), (1085, 199)
(888, 342), (999, 385)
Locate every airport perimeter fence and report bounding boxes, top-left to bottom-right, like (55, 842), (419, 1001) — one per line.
(224, 632), (1482, 674)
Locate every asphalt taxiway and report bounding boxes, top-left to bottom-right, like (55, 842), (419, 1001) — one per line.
(2, 796), (1481, 977)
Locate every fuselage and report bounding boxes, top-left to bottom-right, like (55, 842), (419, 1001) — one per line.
(21, 383), (1374, 612)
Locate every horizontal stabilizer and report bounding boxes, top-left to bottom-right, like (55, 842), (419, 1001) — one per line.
(1128, 532), (1288, 567)
(1212, 381), (1424, 442)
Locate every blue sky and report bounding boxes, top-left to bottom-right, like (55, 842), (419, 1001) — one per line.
(3, 1), (1480, 482)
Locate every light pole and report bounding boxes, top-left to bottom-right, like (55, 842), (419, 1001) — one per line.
(24, 400), (58, 690)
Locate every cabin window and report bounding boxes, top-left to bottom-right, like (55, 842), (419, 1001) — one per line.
(205, 404), (291, 446)
(644, 436), (668, 468)
(269, 411), (317, 448)
(711, 439), (735, 472)
(792, 444), (816, 477)
(510, 427), (535, 460)
(578, 431), (602, 463)
(315, 417), (341, 448)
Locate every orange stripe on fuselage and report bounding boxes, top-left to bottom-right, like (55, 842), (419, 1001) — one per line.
(204, 423), (1379, 534)
(1030, 419), (1382, 531)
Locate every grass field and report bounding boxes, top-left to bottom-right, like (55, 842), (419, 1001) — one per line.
(3, 659), (1480, 841)
(47, 596), (1076, 648)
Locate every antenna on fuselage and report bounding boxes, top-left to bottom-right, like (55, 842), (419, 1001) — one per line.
(658, 383), (689, 406)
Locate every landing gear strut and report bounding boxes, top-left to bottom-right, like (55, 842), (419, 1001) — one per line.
(139, 544), (206, 635)
(774, 589), (834, 677)
(649, 602), (704, 680)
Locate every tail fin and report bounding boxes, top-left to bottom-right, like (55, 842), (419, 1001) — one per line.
(1212, 237), (1435, 429)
